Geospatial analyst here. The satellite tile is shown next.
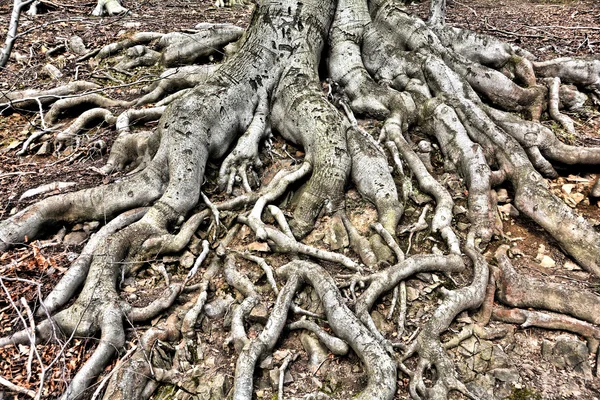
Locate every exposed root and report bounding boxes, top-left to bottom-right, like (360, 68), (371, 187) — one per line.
(92, 0), (128, 16)
(494, 245), (600, 324)
(546, 77), (576, 135)
(44, 94), (131, 126)
(136, 65), (218, 106)
(279, 261), (397, 400)
(355, 253), (465, 345)
(287, 319), (349, 355)
(233, 274), (301, 399)
(399, 245), (488, 400)
(55, 108), (116, 149)
(492, 306), (600, 353)
(1, 81), (100, 113)
(96, 33), (164, 59)
(40, 208), (146, 316)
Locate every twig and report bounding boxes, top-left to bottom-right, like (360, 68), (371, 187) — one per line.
(0, 0), (36, 68)
(0, 375), (35, 398)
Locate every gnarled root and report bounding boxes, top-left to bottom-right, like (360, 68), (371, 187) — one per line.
(494, 245), (600, 325)
(399, 245), (488, 400)
(278, 261), (397, 400)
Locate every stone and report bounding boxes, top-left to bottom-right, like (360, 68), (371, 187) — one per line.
(478, 340), (494, 361)
(406, 286), (419, 301)
(249, 303), (269, 324)
(457, 221), (470, 231)
(491, 368), (520, 383)
(209, 374), (228, 399)
(63, 231), (87, 246)
(551, 335), (592, 378)
(465, 373), (495, 400)
(563, 260), (582, 271)
(460, 337), (478, 355)
(489, 345), (510, 370)
(43, 64), (63, 79)
(69, 36), (87, 55)
(247, 241), (270, 252)
(472, 353), (489, 374)
(259, 356), (274, 369)
(538, 255), (556, 268)
(179, 251), (195, 268)
(36, 141), (52, 156)
(300, 333), (328, 373)
(371, 310), (394, 336)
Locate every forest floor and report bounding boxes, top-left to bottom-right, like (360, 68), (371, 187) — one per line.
(1, 0), (600, 399)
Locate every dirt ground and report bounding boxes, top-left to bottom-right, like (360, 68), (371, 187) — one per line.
(1, 0), (600, 399)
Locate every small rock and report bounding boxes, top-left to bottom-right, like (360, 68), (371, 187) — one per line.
(460, 337), (478, 355)
(561, 183), (576, 194)
(563, 260), (581, 271)
(453, 205), (467, 215)
(209, 374), (228, 399)
(205, 356), (216, 368)
(300, 333), (329, 373)
(43, 64), (63, 79)
(538, 255), (556, 268)
(72, 223), (84, 231)
(551, 335), (592, 378)
(491, 368), (520, 383)
(63, 231), (87, 246)
(406, 286), (419, 302)
(370, 310), (394, 336)
(247, 241), (270, 252)
(490, 344), (510, 369)
(465, 373), (495, 399)
(273, 349), (290, 361)
(180, 251), (195, 268)
(541, 339), (554, 358)
(457, 221), (470, 231)
(496, 188), (510, 203)
(259, 356), (274, 369)
(69, 36), (87, 55)
(249, 303), (269, 324)
(36, 141), (52, 156)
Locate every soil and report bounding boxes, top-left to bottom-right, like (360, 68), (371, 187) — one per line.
(1, 0), (600, 399)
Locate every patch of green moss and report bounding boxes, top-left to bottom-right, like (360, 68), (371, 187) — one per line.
(507, 387), (543, 400)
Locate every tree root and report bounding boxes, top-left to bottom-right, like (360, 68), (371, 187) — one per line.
(399, 245), (488, 400)
(92, 0), (128, 16)
(494, 245), (600, 325)
(0, 81), (100, 113)
(279, 260), (397, 400)
(492, 306), (600, 353)
(44, 94), (132, 126)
